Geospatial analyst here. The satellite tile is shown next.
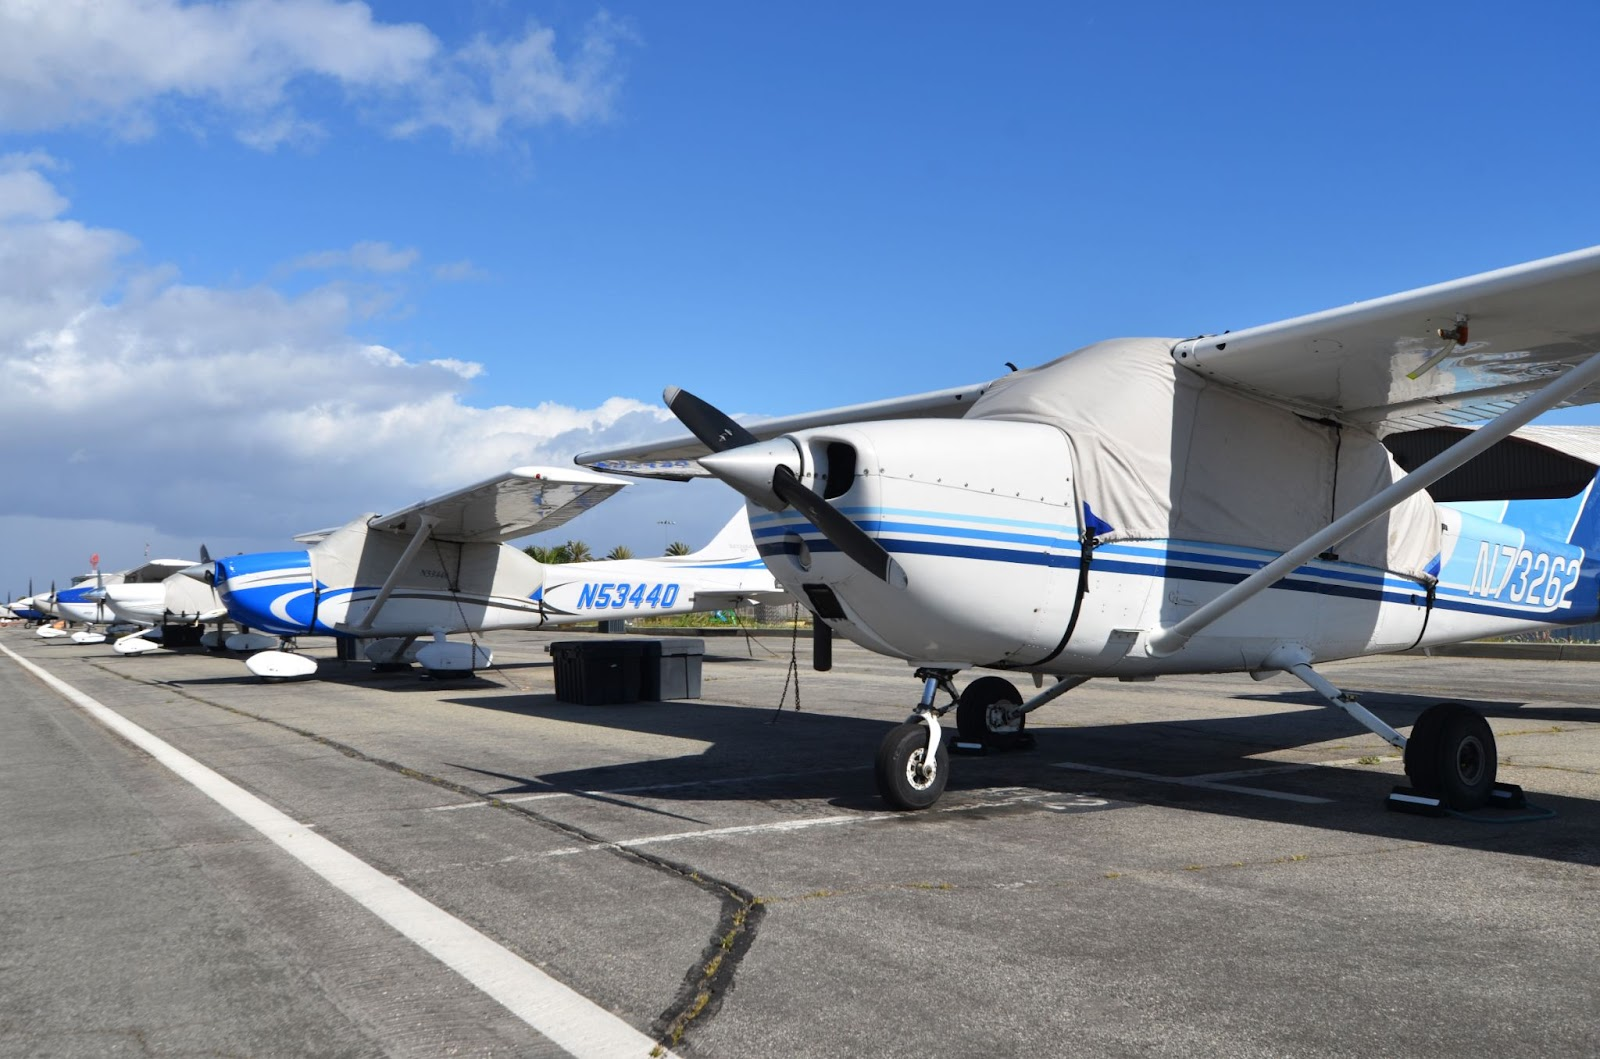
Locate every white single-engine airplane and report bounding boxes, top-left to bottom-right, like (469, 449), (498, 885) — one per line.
(101, 552), (240, 655)
(578, 244), (1600, 814)
(199, 466), (785, 679)
(36, 561), (195, 643)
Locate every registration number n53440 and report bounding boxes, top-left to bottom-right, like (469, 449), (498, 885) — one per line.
(575, 582), (681, 610)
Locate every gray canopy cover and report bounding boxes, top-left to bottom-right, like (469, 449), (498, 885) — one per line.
(966, 337), (1441, 581)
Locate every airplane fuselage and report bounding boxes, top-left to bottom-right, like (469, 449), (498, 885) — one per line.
(214, 515), (778, 638)
(748, 420), (1600, 678)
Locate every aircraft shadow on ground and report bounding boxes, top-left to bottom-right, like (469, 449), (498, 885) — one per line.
(435, 684), (1600, 869)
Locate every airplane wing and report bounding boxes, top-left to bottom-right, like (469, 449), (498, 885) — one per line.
(575, 382), (992, 478)
(368, 466), (629, 543)
(1172, 245), (1600, 434)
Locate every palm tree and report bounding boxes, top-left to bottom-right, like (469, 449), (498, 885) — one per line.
(605, 545), (634, 560)
(665, 541), (691, 556)
(523, 544), (556, 563)
(562, 540), (593, 562)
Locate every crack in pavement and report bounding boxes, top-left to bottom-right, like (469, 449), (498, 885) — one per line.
(88, 657), (760, 1054)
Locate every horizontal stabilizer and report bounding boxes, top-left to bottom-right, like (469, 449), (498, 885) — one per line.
(368, 466), (629, 543)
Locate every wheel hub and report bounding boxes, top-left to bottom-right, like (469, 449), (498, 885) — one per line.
(987, 702), (1023, 734)
(904, 749), (936, 790)
(1455, 735), (1486, 786)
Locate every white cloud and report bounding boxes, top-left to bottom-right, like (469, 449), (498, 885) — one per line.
(433, 259), (487, 282)
(393, 15), (630, 146)
(0, 152), (68, 220)
(0, 0), (629, 149)
(428, 357), (484, 379)
(0, 159), (696, 593)
(291, 240), (420, 273)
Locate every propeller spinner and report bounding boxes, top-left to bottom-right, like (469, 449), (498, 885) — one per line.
(664, 387), (907, 588)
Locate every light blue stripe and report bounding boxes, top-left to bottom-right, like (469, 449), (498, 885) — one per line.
(748, 506), (1073, 533)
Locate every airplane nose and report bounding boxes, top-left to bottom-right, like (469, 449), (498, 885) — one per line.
(179, 562), (216, 585)
(699, 438), (803, 512)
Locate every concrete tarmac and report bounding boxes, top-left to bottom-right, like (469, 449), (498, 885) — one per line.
(2, 627), (1597, 1057)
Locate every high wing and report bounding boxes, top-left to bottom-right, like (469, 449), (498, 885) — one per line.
(368, 466), (628, 543)
(1173, 245), (1600, 434)
(575, 383), (991, 478)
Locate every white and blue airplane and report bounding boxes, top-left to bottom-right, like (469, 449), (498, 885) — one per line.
(579, 244), (1600, 814)
(34, 561), (195, 643)
(200, 466), (785, 678)
(100, 554), (243, 655)
(5, 582), (49, 623)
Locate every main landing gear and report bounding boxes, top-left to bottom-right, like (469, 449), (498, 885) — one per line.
(874, 670), (1090, 810)
(1280, 655), (1515, 812)
(874, 655), (1517, 814)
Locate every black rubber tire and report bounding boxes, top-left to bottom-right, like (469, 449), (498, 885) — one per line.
(956, 676), (1025, 745)
(1404, 702), (1497, 810)
(874, 721), (950, 810)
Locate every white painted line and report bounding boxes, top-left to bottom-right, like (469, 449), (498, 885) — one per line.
(425, 765), (874, 813)
(0, 643), (672, 1059)
(541, 813), (896, 857)
(1193, 754), (1399, 783)
(1050, 760), (1332, 804)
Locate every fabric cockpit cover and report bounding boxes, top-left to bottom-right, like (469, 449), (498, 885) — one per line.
(965, 337), (1440, 580)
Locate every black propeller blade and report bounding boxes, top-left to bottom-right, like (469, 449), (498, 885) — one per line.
(200, 543), (212, 565)
(664, 386), (759, 453)
(667, 387), (907, 588)
(770, 466), (905, 587)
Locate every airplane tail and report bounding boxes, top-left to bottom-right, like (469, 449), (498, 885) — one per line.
(682, 509), (757, 561)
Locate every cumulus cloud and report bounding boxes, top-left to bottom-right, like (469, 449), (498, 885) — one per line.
(0, 158), (683, 570)
(0, 0), (630, 149)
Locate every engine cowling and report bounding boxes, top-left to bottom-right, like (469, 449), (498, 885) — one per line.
(750, 418), (1081, 667)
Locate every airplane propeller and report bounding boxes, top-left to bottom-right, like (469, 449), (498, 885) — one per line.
(663, 387), (907, 588)
(180, 543), (215, 585)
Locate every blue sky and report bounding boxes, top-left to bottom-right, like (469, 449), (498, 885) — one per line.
(3, 1), (1599, 596)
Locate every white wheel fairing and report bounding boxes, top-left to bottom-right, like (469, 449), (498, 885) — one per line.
(245, 651), (319, 680)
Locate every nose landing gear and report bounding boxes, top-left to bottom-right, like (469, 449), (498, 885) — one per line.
(874, 670), (959, 810)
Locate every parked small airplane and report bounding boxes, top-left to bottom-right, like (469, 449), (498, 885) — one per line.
(101, 552), (240, 655)
(5, 582), (48, 623)
(579, 244), (1600, 813)
(198, 466), (785, 678)
(34, 561), (195, 643)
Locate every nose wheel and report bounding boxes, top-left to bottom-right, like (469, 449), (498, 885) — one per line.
(875, 719), (950, 810)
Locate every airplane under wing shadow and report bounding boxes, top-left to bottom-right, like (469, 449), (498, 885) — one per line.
(432, 677), (1600, 871)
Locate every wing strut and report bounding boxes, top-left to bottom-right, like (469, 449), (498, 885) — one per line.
(355, 516), (439, 632)
(1147, 351), (1600, 657)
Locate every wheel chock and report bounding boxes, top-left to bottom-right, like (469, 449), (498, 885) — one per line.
(950, 740), (987, 756)
(1385, 786), (1446, 816)
(1487, 781), (1526, 809)
(1387, 781), (1527, 816)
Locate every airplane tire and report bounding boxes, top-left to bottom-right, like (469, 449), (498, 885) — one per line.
(1404, 702), (1497, 810)
(875, 722), (949, 811)
(956, 676), (1026, 748)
